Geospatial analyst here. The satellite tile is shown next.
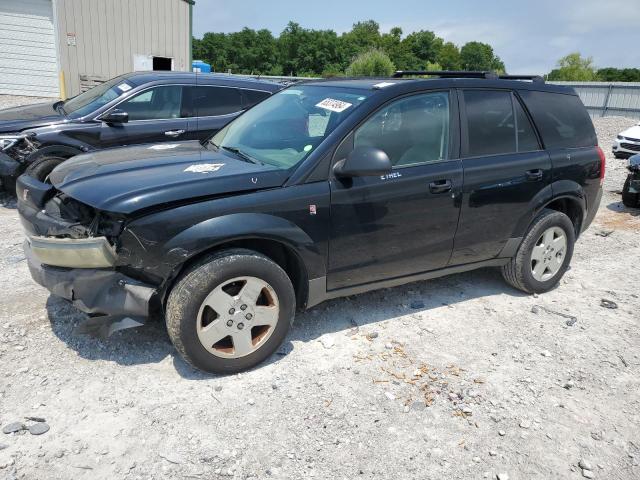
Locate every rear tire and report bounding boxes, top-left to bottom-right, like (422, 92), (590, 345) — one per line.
(622, 175), (640, 208)
(24, 156), (65, 183)
(166, 249), (295, 374)
(501, 209), (575, 294)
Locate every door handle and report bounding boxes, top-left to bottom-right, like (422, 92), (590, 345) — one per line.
(429, 179), (452, 194)
(525, 169), (544, 181)
(165, 129), (185, 137)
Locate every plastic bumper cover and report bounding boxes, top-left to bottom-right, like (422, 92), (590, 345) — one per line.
(25, 240), (156, 335)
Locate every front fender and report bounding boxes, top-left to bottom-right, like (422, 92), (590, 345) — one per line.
(25, 145), (84, 164)
(118, 212), (325, 285)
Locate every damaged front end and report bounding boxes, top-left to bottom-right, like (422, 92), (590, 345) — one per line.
(0, 135), (39, 189)
(16, 175), (157, 338)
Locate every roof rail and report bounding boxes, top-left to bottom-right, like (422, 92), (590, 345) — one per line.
(392, 70), (498, 79)
(498, 74), (545, 83)
(392, 70), (545, 83)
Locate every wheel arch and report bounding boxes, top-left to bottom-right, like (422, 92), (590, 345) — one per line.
(26, 145), (84, 164)
(142, 213), (323, 311)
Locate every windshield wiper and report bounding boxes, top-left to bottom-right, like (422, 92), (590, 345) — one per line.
(222, 146), (263, 165)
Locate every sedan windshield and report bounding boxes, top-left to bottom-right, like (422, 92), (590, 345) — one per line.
(210, 85), (372, 169)
(63, 76), (134, 118)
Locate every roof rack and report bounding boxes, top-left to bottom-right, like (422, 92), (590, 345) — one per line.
(392, 70), (545, 83)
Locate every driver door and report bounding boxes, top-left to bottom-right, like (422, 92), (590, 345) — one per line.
(327, 90), (463, 290)
(98, 85), (190, 148)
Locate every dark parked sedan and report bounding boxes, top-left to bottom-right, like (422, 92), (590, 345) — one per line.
(0, 72), (283, 193)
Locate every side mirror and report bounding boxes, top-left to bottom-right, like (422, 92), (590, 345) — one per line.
(334, 146), (392, 178)
(630, 154), (640, 167)
(100, 109), (129, 124)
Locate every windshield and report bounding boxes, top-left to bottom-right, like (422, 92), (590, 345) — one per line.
(63, 76), (134, 118)
(210, 85), (372, 169)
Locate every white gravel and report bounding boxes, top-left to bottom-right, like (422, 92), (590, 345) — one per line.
(0, 114), (639, 480)
(0, 95), (54, 110)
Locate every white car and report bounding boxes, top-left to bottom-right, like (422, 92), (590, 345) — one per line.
(613, 121), (640, 158)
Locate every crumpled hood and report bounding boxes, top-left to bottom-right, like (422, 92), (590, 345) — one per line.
(0, 102), (64, 133)
(621, 124), (640, 141)
(50, 141), (289, 214)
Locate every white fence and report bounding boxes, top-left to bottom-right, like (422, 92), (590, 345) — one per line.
(215, 74), (640, 120)
(550, 82), (640, 119)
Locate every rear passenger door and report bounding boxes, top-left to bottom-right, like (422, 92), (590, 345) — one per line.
(192, 86), (244, 140)
(449, 89), (551, 265)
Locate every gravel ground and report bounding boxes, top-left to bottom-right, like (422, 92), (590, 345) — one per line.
(0, 114), (639, 480)
(0, 95), (55, 110)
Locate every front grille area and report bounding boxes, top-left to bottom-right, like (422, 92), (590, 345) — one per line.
(621, 143), (640, 152)
(621, 136), (640, 142)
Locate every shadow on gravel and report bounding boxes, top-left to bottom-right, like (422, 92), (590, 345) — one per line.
(606, 200), (640, 216)
(45, 266), (525, 378)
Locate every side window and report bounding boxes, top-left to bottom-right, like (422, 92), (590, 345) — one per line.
(195, 86), (242, 117)
(463, 90), (515, 156)
(354, 91), (450, 167)
(519, 90), (597, 149)
(514, 97), (541, 152)
(243, 89), (271, 109)
(117, 86), (185, 121)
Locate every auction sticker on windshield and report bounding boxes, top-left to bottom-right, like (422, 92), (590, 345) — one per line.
(316, 98), (353, 113)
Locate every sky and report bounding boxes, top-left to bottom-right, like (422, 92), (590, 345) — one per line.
(192, 0), (639, 74)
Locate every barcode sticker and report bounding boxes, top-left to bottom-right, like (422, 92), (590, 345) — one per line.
(316, 98), (353, 113)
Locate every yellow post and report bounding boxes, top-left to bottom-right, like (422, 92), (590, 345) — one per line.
(59, 71), (67, 100)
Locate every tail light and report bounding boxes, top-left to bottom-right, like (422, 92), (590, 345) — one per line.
(596, 146), (606, 185)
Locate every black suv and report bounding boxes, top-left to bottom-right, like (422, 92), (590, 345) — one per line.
(0, 72), (282, 192)
(17, 71), (604, 374)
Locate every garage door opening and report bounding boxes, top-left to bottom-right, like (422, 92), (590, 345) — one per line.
(153, 57), (173, 71)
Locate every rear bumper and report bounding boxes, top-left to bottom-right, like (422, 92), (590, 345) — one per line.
(583, 186), (602, 233)
(25, 239), (155, 322)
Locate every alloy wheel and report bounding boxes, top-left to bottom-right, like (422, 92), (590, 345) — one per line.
(196, 276), (280, 358)
(530, 226), (567, 282)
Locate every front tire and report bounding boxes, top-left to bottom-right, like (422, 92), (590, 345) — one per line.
(501, 209), (575, 294)
(166, 249), (295, 374)
(24, 155), (65, 183)
(622, 175), (640, 208)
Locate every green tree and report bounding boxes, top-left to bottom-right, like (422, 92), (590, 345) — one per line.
(403, 30), (443, 69)
(380, 27), (413, 70)
(346, 49), (395, 77)
(437, 42), (461, 70)
(460, 41), (503, 71)
(341, 20), (382, 66)
(596, 67), (640, 82)
(547, 53), (598, 81)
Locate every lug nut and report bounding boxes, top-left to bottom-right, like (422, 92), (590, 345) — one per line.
(229, 308), (235, 315)
(245, 313), (253, 320)
(240, 304), (248, 311)
(237, 323), (245, 330)
(226, 320), (234, 327)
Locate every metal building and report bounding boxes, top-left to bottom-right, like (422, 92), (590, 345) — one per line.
(0, 0), (194, 98)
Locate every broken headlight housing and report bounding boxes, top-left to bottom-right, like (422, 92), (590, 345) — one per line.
(0, 134), (22, 151)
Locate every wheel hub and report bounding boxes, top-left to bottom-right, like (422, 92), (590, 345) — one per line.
(530, 226), (567, 282)
(196, 276), (280, 359)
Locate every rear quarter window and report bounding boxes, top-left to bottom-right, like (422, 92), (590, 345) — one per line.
(519, 90), (597, 149)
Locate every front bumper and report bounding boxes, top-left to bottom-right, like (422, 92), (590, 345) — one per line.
(25, 239), (156, 334)
(613, 137), (640, 157)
